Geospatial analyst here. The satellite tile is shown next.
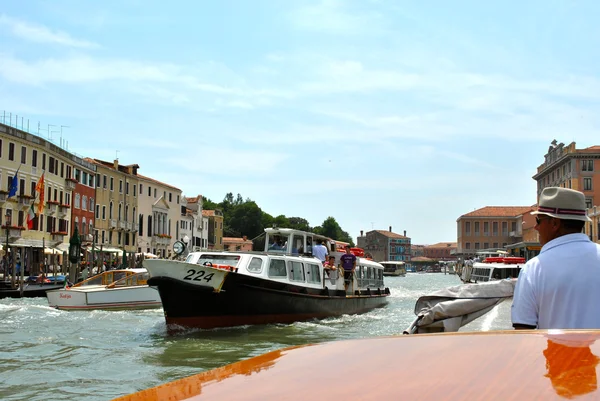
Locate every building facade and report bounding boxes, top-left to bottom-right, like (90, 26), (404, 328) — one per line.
(223, 236), (252, 251)
(423, 242), (457, 261)
(533, 141), (600, 208)
(202, 210), (224, 250)
(0, 123), (92, 263)
(356, 227), (411, 262)
(456, 206), (533, 256)
(136, 174), (182, 258)
(184, 195), (209, 251)
(71, 163), (97, 247)
(89, 159), (140, 254)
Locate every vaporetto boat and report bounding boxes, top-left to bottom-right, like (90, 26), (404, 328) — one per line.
(144, 228), (390, 329)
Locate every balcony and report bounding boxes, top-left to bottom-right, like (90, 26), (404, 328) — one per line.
(2, 225), (24, 240)
(18, 195), (35, 208)
(126, 221), (132, 231)
(65, 177), (78, 191)
(153, 235), (171, 245)
(0, 191), (7, 202)
(58, 204), (70, 216)
(132, 222), (138, 232)
(119, 220), (126, 230)
(110, 219), (117, 229)
(51, 231), (67, 241)
(509, 231), (523, 238)
(196, 225), (203, 232)
(47, 202), (58, 214)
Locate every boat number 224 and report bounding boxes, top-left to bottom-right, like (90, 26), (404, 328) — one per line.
(183, 269), (214, 282)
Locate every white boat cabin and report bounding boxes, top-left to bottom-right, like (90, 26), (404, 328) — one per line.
(182, 228), (387, 295)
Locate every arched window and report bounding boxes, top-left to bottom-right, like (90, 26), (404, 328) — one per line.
(75, 194), (81, 209)
(125, 205), (129, 222)
(89, 198), (95, 212)
(82, 196), (88, 211)
(109, 202), (113, 219)
(82, 217), (87, 235)
(118, 204), (122, 220)
(74, 216), (79, 232)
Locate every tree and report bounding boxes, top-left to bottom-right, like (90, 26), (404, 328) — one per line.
(317, 217), (355, 246)
(202, 197), (218, 210)
(288, 217), (310, 232)
(228, 201), (264, 239)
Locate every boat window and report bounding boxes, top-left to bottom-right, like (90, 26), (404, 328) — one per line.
(268, 234), (290, 253)
(247, 257), (263, 274)
(268, 259), (287, 277)
(306, 263), (321, 283)
(289, 261), (305, 282)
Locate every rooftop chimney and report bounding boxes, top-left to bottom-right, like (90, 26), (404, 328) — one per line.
(389, 226), (392, 232)
(243, 235), (247, 241)
(404, 230), (407, 237)
(360, 230), (363, 237)
(113, 159), (118, 170)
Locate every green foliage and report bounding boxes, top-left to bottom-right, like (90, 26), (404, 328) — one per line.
(201, 193), (354, 245)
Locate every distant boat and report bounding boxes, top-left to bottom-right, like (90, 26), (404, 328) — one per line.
(380, 261), (406, 276)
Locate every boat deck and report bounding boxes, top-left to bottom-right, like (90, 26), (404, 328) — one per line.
(113, 330), (600, 400)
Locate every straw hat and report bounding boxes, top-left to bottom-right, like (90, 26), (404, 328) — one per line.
(531, 187), (592, 222)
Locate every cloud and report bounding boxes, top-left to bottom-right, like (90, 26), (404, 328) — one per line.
(0, 14), (99, 48)
(290, 0), (388, 35)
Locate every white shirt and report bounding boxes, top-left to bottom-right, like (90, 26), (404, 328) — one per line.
(312, 244), (328, 262)
(511, 233), (600, 329)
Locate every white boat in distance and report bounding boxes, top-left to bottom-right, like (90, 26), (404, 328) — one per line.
(46, 269), (162, 311)
(461, 250), (525, 283)
(380, 261), (406, 276)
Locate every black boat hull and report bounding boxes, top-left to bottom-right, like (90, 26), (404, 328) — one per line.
(149, 272), (390, 329)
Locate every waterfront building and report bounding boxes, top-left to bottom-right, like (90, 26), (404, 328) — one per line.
(88, 159), (140, 255)
(136, 174), (182, 258)
(184, 195), (209, 251)
(0, 122), (91, 272)
(533, 140), (600, 208)
(223, 236), (252, 252)
(178, 197), (195, 251)
(202, 209), (224, 250)
(423, 242), (457, 261)
(71, 163), (97, 256)
(356, 227), (411, 263)
(585, 206), (600, 244)
(410, 244), (425, 258)
(456, 206), (534, 258)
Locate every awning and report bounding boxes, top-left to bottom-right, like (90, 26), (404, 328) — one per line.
(7, 238), (62, 248)
(85, 246), (122, 253)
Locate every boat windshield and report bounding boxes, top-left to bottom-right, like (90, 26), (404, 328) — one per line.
(77, 271), (130, 287)
(107, 272), (150, 288)
(195, 254), (240, 268)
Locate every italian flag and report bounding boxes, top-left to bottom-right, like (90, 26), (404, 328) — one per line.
(26, 202), (36, 229)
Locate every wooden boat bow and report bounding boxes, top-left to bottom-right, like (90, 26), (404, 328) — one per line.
(113, 330), (600, 400)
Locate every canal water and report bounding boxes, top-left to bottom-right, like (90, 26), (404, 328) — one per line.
(0, 273), (512, 401)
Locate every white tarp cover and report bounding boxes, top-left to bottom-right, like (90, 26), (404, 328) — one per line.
(404, 279), (516, 334)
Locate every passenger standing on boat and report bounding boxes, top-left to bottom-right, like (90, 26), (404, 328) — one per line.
(512, 187), (600, 330)
(312, 239), (328, 262)
(340, 245), (357, 289)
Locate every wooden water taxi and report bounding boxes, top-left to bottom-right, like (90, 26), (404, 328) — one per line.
(113, 330), (600, 400)
(46, 268), (161, 310)
(144, 228), (390, 329)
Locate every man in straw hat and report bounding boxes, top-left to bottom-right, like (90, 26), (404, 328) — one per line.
(512, 187), (600, 330)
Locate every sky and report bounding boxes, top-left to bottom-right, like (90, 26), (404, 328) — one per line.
(1, 0), (600, 245)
